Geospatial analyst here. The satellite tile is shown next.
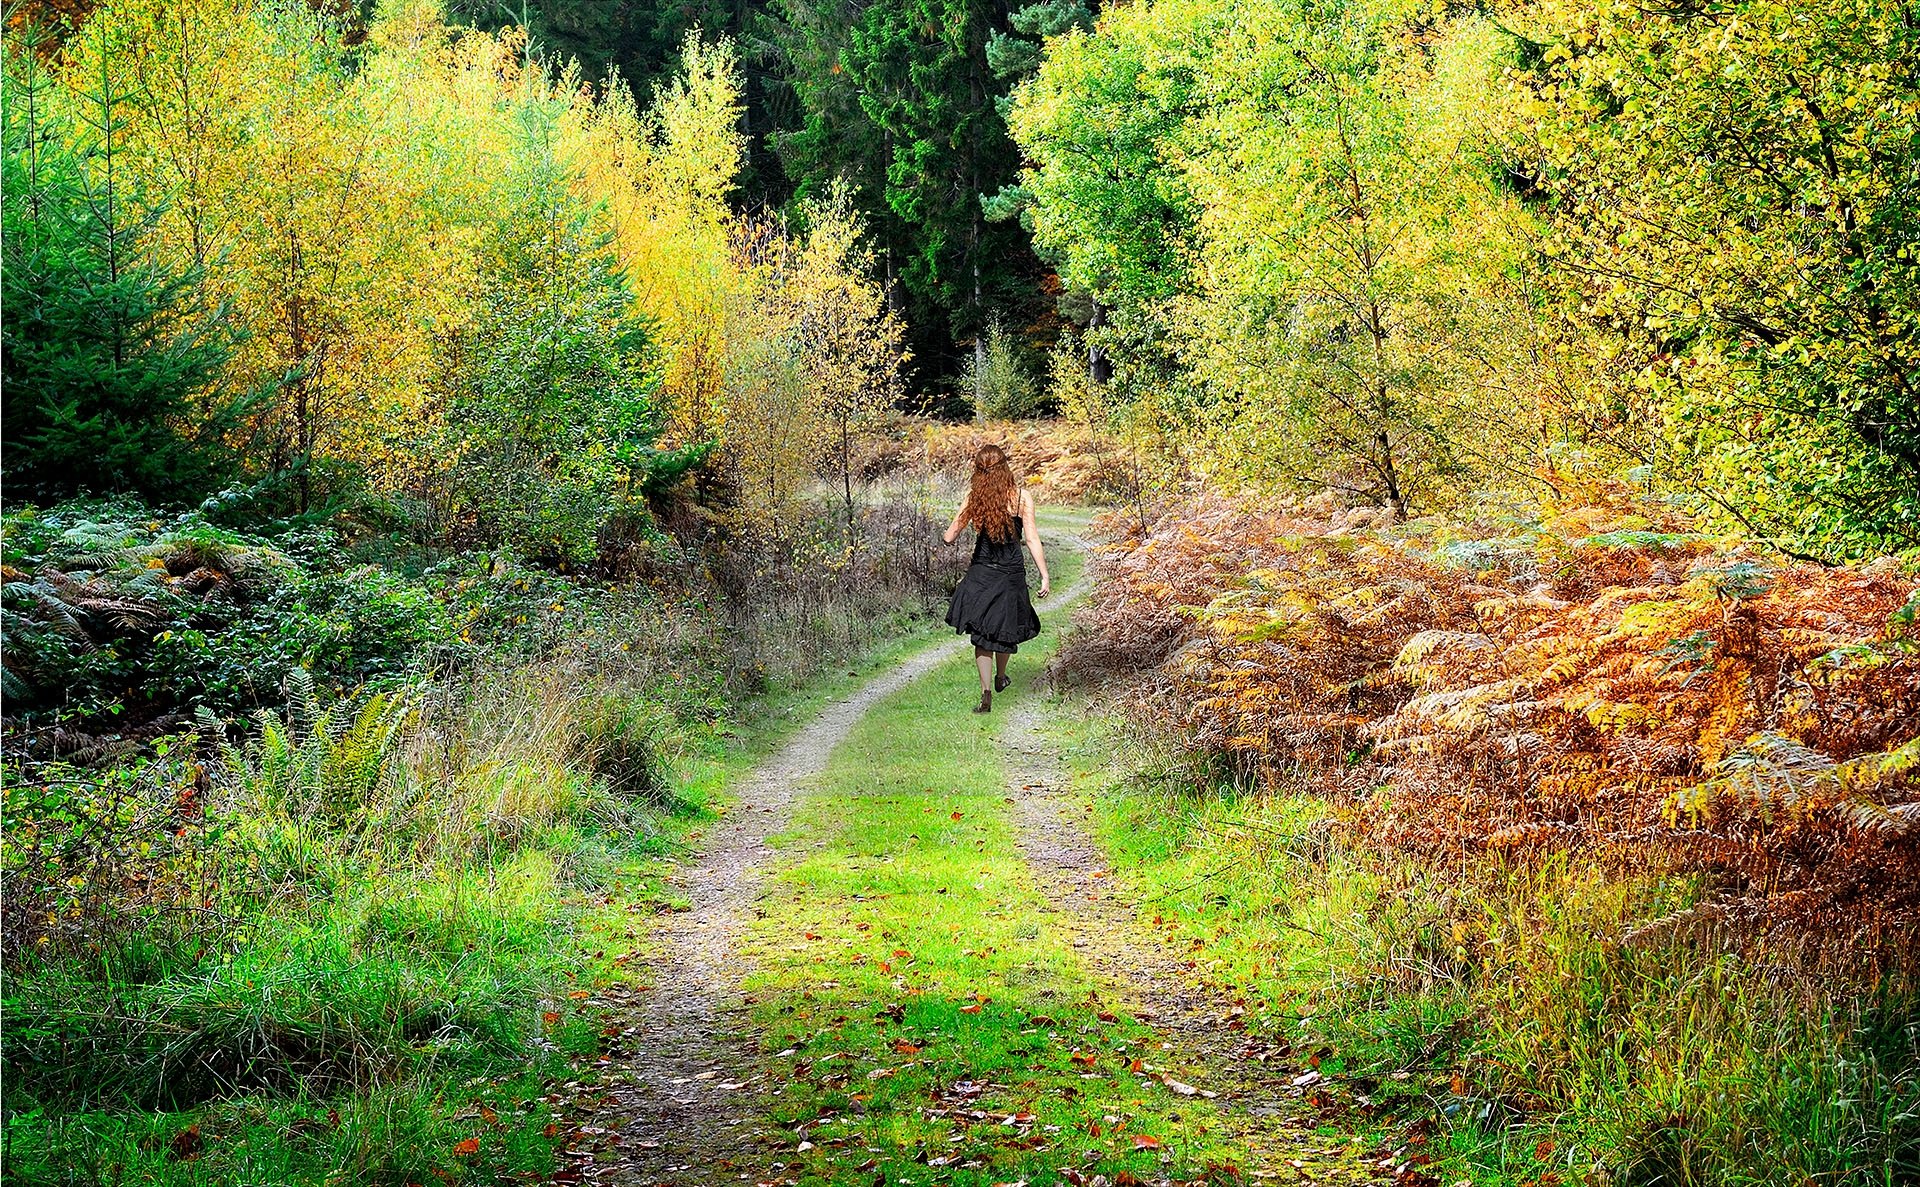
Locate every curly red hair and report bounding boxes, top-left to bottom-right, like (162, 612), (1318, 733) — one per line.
(961, 445), (1019, 543)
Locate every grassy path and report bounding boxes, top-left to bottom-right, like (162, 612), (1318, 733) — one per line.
(562, 513), (1385, 1185)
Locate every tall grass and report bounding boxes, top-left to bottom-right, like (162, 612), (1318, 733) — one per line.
(1, 492), (965, 1183)
(1083, 724), (1920, 1184)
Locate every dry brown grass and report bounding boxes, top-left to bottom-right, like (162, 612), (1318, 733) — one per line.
(854, 415), (1130, 503)
(1060, 492), (1920, 960)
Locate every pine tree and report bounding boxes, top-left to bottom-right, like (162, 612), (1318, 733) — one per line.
(1, 21), (235, 505)
(773, 0), (1044, 388)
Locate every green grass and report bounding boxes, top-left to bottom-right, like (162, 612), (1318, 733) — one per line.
(0, 524), (983, 1186)
(726, 530), (1290, 1181)
(1048, 714), (1920, 1186)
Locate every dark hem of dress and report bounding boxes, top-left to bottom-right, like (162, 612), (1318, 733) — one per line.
(945, 515), (1041, 655)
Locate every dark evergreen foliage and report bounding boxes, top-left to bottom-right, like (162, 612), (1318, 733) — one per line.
(1, 32), (239, 506)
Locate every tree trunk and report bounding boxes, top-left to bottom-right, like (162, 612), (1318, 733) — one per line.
(1376, 430), (1406, 522)
(842, 416), (856, 542)
(1088, 299), (1111, 385)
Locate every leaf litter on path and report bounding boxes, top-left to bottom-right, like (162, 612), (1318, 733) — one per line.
(540, 635), (980, 1185)
(545, 540), (1389, 1185)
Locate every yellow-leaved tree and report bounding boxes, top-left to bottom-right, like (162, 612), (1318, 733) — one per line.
(721, 184), (906, 537)
(579, 32), (745, 448)
(62, 0), (491, 508)
(1166, 6), (1546, 517)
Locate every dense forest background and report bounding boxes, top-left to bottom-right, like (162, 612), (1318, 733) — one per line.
(6, 0), (1915, 561)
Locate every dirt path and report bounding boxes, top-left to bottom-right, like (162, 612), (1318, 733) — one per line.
(549, 533), (1366, 1182)
(555, 636), (971, 1185)
(999, 695), (1328, 1152)
(985, 549), (1359, 1168)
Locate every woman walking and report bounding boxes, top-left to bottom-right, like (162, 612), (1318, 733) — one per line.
(944, 445), (1050, 713)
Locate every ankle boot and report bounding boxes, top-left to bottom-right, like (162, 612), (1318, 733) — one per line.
(994, 673), (1011, 692)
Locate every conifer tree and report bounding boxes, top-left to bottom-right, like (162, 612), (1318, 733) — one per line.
(1, 21), (236, 504)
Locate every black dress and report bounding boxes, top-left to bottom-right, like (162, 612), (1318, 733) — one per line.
(946, 516), (1042, 654)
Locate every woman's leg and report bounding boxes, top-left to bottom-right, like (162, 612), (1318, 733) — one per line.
(972, 647), (994, 713)
(994, 651), (1010, 690)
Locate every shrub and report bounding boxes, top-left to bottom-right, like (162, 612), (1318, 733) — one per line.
(960, 319), (1045, 421)
(0, 504), (449, 761)
(702, 496), (969, 692)
(1062, 492), (1920, 957)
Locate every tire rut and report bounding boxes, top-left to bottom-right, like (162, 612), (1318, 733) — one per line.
(554, 635), (970, 1185)
(1001, 682), (1342, 1166)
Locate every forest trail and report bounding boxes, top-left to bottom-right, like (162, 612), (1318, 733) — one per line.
(998, 700), (1356, 1168)
(551, 632), (977, 1180)
(552, 524), (1378, 1185)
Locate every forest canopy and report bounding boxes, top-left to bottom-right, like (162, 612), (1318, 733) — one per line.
(1009, 0), (1920, 559)
(2, 0), (904, 563)
(6, 0), (1915, 562)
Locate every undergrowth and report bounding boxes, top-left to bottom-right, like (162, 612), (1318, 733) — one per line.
(1063, 718), (1920, 1184)
(1, 491), (967, 1184)
(1055, 488), (1920, 1184)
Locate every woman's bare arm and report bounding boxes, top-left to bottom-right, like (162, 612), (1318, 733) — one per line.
(943, 503), (967, 545)
(1022, 490), (1051, 596)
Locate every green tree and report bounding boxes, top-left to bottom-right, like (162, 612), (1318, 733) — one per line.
(773, 0), (1043, 387)
(961, 317), (1041, 420)
(1005, 0), (1210, 310)
(1519, 0), (1920, 557)
(1, 21), (237, 505)
(984, 0), (1090, 91)
(438, 89), (663, 566)
(1001, 0), (1213, 397)
(1010, 0), (1547, 514)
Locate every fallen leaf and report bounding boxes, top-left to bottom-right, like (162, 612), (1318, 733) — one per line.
(1131, 1134), (1165, 1150)
(452, 1138), (480, 1156)
(960, 1004), (983, 1014)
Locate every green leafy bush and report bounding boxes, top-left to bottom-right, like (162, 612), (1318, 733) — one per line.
(0, 505), (454, 758)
